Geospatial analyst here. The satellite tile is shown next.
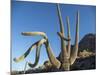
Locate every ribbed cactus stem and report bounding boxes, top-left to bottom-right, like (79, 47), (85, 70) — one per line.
(57, 4), (69, 71)
(56, 4), (64, 34)
(56, 3), (67, 56)
(66, 16), (71, 58)
(74, 11), (79, 56)
(70, 11), (79, 65)
(66, 16), (70, 37)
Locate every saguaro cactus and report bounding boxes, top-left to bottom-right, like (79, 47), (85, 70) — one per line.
(13, 4), (79, 71)
(56, 4), (79, 70)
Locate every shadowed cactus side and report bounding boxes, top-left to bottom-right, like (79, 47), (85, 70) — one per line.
(13, 4), (80, 71)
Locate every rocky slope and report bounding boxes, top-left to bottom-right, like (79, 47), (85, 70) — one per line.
(79, 33), (96, 52)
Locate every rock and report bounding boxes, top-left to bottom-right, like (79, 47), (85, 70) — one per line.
(79, 33), (96, 52)
(78, 50), (95, 58)
(71, 55), (96, 70)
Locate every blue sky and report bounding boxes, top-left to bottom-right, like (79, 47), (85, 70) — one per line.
(11, 1), (96, 71)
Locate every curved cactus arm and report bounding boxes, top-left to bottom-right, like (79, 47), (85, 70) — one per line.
(28, 45), (42, 68)
(57, 32), (71, 41)
(28, 39), (46, 68)
(70, 11), (79, 65)
(44, 40), (61, 69)
(28, 38), (61, 69)
(13, 32), (47, 63)
(22, 32), (48, 39)
(13, 42), (37, 62)
(57, 4), (68, 65)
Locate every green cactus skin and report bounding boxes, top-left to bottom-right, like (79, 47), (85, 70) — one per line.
(69, 11), (79, 65)
(56, 3), (69, 70)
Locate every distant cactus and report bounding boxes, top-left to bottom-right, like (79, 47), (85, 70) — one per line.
(14, 4), (80, 71)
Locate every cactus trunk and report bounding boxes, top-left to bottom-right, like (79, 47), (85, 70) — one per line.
(57, 4), (70, 71)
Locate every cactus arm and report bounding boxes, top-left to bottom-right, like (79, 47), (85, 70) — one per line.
(57, 32), (71, 41)
(13, 32), (47, 63)
(28, 39), (46, 68)
(13, 42), (37, 62)
(15, 31), (60, 68)
(57, 4), (68, 65)
(66, 16), (71, 38)
(70, 11), (79, 65)
(44, 40), (61, 69)
(66, 16), (71, 58)
(28, 39), (61, 69)
(28, 45), (42, 68)
(22, 32), (47, 39)
(56, 4), (64, 34)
